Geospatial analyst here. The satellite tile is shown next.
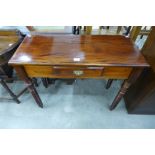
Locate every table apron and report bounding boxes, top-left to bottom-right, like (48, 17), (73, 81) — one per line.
(24, 65), (133, 79)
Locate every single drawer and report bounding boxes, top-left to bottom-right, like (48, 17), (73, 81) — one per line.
(52, 66), (104, 77)
(24, 65), (132, 79)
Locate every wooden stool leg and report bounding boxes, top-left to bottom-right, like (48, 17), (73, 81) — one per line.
(0, 79), (20, 104)
(106, 79), (113, 89)
(110, 68), (143, 110)
(14, 66), (43, 108)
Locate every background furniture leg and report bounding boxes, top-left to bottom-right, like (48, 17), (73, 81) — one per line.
(0, 79), (20, 104)
(41, 78), (49, 88)
(106, 79), (113, 89)
(14, 66), (43, 108)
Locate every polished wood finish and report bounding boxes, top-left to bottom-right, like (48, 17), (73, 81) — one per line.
(0, 36), (20, 56)
(24, 65), (132, 79)
(52, 66), (104, 77)
(10, 35), (148, 67)
(9, 34), (149, 109)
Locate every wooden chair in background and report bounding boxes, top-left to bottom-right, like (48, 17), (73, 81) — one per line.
(0, 29), (28, 103)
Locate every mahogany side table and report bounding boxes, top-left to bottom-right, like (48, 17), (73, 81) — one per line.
(9, 34), (149, 109)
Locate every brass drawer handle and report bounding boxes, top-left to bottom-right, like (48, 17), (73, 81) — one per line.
(73, 70), (84, 76)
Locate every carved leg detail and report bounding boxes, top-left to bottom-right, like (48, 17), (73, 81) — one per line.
(110, 81), (130, 110)
(106, 79), (113, 89)
(109, 68), (143, 110)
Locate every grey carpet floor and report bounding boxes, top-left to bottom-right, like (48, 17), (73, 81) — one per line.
(0, 79), (155, 129)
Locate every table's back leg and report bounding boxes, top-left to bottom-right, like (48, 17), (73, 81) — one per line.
(41, 78), (49, 88)
(110, 68), (143, 110)
(106, 79), (113, 89)
(14, 66), (43, 108)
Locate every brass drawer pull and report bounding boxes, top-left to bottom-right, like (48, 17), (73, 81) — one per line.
(73, 70), (84, 76)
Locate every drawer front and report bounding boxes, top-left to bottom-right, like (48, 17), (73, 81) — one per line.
(24, 65), (132, 79)
(52, 66), (104, 77)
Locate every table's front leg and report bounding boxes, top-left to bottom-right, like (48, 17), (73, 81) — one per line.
(110, 68), (143, 110)
(14, 66), (43, 108)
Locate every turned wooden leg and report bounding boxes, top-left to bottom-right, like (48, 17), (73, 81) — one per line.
(110, 81), (130, 110)
(110, 68), (143, 110)
(14, 66), (43, 108)
(106, 79), (113, 89)
(0, 79), (20, 104)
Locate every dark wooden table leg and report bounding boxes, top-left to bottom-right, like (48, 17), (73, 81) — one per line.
(110, 68), (143, 110)
(0, 79), (20, 104)
(14, 66), (43, 108)
(106, 79), (113, 89)
(41, 78), (49, 88)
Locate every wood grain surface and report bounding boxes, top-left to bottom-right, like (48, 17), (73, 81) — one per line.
(9, 34), (149, 67)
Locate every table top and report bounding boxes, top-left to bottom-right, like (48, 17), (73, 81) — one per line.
(0, 36), (20, 56)
(9, 34), (149, 67)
